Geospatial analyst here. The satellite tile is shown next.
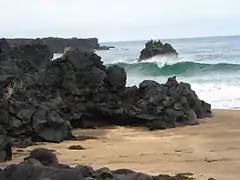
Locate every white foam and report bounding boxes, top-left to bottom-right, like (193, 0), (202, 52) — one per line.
(137, 55), (188, 68)
(52, 53), (63, 60)
(191, 83), (240, 109)
(126, 76), (240, 110)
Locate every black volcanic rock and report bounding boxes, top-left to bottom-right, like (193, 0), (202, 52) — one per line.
(6, 37), (105, 53)
(97, 46), (115, 50)
(24, 148), (59, 166)
(0, 41), (211, 150)
(139, 40), (178, 61)
(0, 39), (12, 94)
(42, 37), (100, 53)
(0, 136), (12, 163)
(8, 39), (53, 73)
(42, 48), (107, 94)
(0, 38), (10, 55)
(0, 39), (53, 95)
(0, 149), (214, 180)
(0, 41), (73, 145)
(104, 65), (127, 90)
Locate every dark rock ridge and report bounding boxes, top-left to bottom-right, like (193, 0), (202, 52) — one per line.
(0, 39), (11, 62)
(97, 46), (115, 50)
(0, 136), (12, 163)
(5, 37), (114, 54)
(0, 40), (211, 151)
(0, 148), (215, 180)
(139, 40), (178, 61)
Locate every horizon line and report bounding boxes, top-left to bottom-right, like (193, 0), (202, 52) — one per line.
(2, 34), (240, 44)
(100, 34), (240, 43)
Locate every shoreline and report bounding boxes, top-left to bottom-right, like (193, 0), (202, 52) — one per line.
(2, 109), (240, 179)
(215, 108), (240, 110)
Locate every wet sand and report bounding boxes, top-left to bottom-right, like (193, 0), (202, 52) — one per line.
(2, 110), (240, 180)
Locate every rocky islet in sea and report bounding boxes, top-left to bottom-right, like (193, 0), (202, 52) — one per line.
(139, 40), (178, 61)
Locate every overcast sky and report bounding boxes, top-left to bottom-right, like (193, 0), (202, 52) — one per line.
(1, 0), (240, 42)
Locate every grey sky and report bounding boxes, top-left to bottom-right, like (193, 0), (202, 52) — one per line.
(1, 0), (240, 42)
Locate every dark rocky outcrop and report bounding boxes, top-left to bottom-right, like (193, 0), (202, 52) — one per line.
(139, 40), (178, 61)
(0, 148), (216, 180)
(105, 65), (127, 91)
(0, 38), (10, 55)
(0, 40), (73, 145)
(6, 37), (114, 53)
(24, 148), (59, 166)
(68, 145), (85, 150)
(0, 40), (211, 149)
(0, 39), (12, 93)
(0, 39), (53, 96)
(0, 136), (12, 163)
(97, 46), (115, 50)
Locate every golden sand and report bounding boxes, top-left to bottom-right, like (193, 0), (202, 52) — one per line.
(2, 110), (240, 180)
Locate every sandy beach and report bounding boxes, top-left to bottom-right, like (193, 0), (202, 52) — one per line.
(2, 110), (240, 180)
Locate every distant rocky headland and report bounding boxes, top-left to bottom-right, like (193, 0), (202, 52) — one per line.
(5, 37), (114, 53)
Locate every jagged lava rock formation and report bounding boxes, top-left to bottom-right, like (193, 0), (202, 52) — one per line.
(0, 39), (211, 152)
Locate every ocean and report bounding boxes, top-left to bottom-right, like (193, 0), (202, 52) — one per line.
(96, 36), (240, 109)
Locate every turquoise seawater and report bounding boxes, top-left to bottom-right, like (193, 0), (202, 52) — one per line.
(97, 36), (240, 109)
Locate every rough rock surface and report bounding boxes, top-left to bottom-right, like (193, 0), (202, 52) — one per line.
(0, 38), (10, 55)
(0, 40), (211, 149)
(0, 136), (12, 163)
(0, 148), (216, 180)
(105, 65), (127, 91)
(0, 40), (73, 146)
(139, 40), (178, 61)
(24, 148), (59, 166)
(0, 38), (12, 93)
